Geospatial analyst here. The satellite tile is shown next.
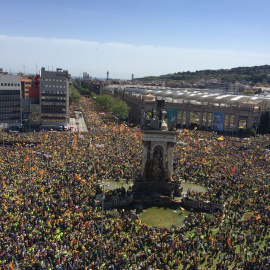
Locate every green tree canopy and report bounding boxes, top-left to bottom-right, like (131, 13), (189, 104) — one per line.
(69, 86), (81, 104)
(73, 81), (91, 96)
(94, 95), (130, 120)
(95, 95), (115, 110)
(136, 65), (270, 85)
(110, 100), (130, 120)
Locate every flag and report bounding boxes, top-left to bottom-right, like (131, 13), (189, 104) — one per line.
(9, 261), (14, 270)
(227, 237), (231, 248)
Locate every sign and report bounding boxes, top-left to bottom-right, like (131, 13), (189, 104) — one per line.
(167, 108), (178, 124)
(211, 112), (225, 131)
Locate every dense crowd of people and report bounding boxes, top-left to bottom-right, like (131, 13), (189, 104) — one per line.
(0, 96), (269, 269)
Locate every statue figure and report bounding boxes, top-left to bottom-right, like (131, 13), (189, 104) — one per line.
(152, 156), (162, 182)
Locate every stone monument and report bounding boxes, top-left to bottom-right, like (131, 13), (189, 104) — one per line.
(132, 100), (181, 205)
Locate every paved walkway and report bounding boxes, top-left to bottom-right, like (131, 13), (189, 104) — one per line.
(68, 111), (88, 132)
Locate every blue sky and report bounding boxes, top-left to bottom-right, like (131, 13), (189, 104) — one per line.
(0, 0), (270, 79)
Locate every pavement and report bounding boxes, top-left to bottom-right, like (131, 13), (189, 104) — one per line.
(68, 111), (88, 132)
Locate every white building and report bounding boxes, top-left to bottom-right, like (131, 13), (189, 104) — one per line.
(40, 67), (69, 129)
(0, 70), (21, 129)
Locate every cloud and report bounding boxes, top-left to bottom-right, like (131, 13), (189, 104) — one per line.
(0, 35), (269, 79)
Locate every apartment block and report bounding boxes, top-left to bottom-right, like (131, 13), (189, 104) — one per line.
(21, 76), (33, 98)
(40, 67), (69, 129)
(0, 70), (21, 129)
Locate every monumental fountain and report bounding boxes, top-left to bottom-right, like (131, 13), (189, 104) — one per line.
(95, 99), (222, 220)
(132, 100), (182, 205)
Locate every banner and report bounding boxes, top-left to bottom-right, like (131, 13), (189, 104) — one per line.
(167, 108), (178, 124)
(211, 112), (225, 131)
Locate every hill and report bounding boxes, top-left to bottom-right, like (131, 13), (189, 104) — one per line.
(137, 65), (270, 86)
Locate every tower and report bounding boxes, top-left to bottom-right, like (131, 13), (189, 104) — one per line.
(132, 100), (181, 204)
(107, 71), (109, 80)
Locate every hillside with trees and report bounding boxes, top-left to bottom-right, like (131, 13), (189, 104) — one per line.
(137, 65), (270, 86)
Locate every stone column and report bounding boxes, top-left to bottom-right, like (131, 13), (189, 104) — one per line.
(180, 110), (184, 128)
(141, 141), (149, 173)
(186, 109), (190, 127)
(227, 114), (231, 131)
(247, 112), (255, 130)
(163, 150), (167, 170)
(167, 142), (175, 181)
(233, 113), (239, 130)
(199, 110), (203, 128)
(205, 112), (209, 128)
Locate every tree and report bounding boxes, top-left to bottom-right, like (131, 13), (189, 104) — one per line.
(93, 94), (130, 120)
(70, 87), (81, 104)
(242, 89), (255, 95)
(110, 100), (130, 120)
(96, 95), (115, 110)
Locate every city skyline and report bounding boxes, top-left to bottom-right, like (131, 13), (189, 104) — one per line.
(1, 0), (270, 79)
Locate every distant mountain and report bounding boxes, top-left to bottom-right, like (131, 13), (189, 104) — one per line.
(137, 65), (270, 85)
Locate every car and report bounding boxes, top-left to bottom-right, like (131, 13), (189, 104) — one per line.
(8, 126), (20, 133)
(58, 125), (68, 131)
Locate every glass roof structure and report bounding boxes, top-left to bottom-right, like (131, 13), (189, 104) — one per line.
(104, 85), (270, 109)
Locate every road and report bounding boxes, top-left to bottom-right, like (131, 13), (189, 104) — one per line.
(68, 111), (88, 132)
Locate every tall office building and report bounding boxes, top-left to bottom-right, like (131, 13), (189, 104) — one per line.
(0, 70), (21, 130)
(40, 67), (69, 129)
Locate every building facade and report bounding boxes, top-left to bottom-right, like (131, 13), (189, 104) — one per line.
(21, 76), (33, 98)
(40, 67), (69, 129)
(103, 84), (270, 132)
(0, 71), (21, 130)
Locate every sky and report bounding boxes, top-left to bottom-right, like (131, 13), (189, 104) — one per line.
(0, 0), (270, 79)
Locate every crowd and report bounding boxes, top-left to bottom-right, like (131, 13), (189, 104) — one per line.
(0, 96), (269, 270)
